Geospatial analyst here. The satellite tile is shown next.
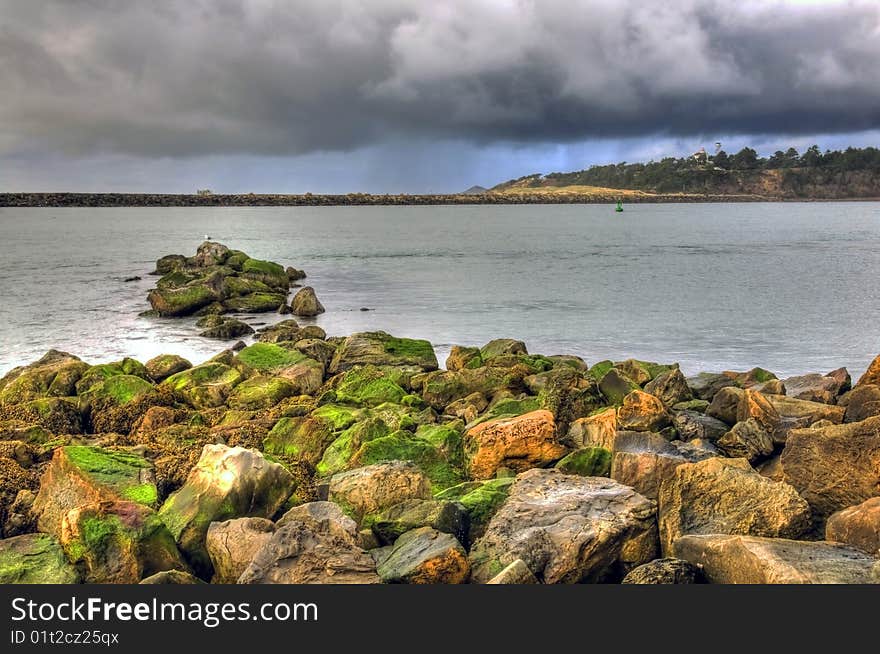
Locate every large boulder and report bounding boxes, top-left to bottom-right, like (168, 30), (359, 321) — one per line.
(857, 353), (880, 387)
(674, 534), (877, 584)
(611, 431), (715, 500)
(227, 375), (298, 410)
(60, 501), (187, 583)
(705, 386), (745, 425)
(644, 368), (693, 407)
(469, 469), (658, 584)
(686, 372), (739, 401)
(617, 390), (671, 432)
(291, 286), (325, 317)
(147, 283), (218, 317)
(0, 533), (79, 584)
(377, 527), (469, 584)
(782, 369), (850, 404)
(367, 499), (467, 546)
(716, 418), (775, 463)
(464, 410), (566, 479)
(671, 410), (728, 442)
(0, 350), (89, 406)
(564, 407), (617, 450)
(238, 519), (380, 584)
(145, 354), (191, 383)
(329, 332), (438, 374)
(825, 498), (880, 556)
(842, 384), (880, 423)
(434, 477), (514, 543)
(158, 444), (295, 577)
(277, 501), (358, 542)
(621, 558), (705, 584)
(658, 457), (811, 555)
(34, 446), (157, 537)
(161, 362), (243, 409)
(765, 394), (845, 425)
(328, 461), (432, 522)
(206, 517), (277, 583)
(446, 346), (483, 371)
(780, 416), (880, 526)
(263, 416), (336, 467)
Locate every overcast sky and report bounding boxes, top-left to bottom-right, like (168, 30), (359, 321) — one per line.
(1, 0), (879, 193)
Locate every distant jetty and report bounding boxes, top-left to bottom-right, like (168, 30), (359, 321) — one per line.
(0, 191), (771, 207)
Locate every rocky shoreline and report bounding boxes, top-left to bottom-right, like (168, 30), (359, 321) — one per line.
(1, 328), (879, 584)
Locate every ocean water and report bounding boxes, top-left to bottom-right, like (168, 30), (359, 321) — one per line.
(0, 202), (879, 378)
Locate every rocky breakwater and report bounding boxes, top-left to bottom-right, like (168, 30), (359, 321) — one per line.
(143, 242), (322, 338)
(1, 337), (879, 584)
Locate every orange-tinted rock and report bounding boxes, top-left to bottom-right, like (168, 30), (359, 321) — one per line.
(464, 410), (566, 479)
(564, 407), (617, 450)
(618, 390), (671, 432)
(857, 354), (880, 387)
(826, 497), (880, 556)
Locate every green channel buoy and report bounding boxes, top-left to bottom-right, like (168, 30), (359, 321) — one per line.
(615, 200), (623, 212)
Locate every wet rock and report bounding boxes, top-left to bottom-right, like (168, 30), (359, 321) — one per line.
(469, 469), (657, 584)
(618, 390), (671, 432)
(598, 369), (639, 405)
(674, 534), (877, 584)
(206, 517), (277, 583)
(145, 354), (192, 383)
(464, 409), (566, 479)
(644, 368), (693, 407)
(328, 461), (432, 522)
(554, 447), (611, 477)
(238, 519), (380, 584)
(263, 416), (335, 466)
(34, 446), (157, 537)
(480, 339), (527, 360)
(825, 497), (880, 556)
(255, 319), (301, 343)
(376, 527), (469, 584)
(286, 266), (307, 281)
(0, 533), (79, 584)
(161, 362), (243, 409)
(228, 376), (298, 410)
(60, 501), (187, 583)
(0, 350), (89, 406)
(291, 286), (325, 317)
(723, 367), (778, 389)
(621, 558), (705, 584)
(158, 444), (294, 577)
(658, 457), (811, 554)
(197, 316), (254, 340)
(446, 346), (483, 371)
(780, 415), (880, 526)
(329, 331), (438, 374)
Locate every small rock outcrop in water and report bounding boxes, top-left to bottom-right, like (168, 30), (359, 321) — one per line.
(144, 242), (304, 318)
(2, 335), (880, 585)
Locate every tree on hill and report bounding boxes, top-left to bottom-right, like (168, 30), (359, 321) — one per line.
(731, 147), (760, 170)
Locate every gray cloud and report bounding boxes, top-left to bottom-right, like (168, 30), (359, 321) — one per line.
(1, 0), (879, 160)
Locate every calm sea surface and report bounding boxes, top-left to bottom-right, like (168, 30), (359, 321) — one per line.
(1, 203), (879, 378)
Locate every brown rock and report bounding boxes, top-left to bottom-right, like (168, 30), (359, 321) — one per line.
(206, 517), (277, 583)
(716, 418), (775, 463)
(277, 501), (358, 543)
(464, 410), (566, 480)
(658, 457), (811, 555)
(825, 497), (880, 556)
(291, 286), (325, 317)
(780, 416), (880, 526)
(445, 346), (483, 372)
(469, 469), (658, 584)
(736, 389), (781, 431)
(376, 527), (469, 584)
(673, 534), (877, 584)
(766, 394), (844, 425)
(782, 369), (850, 404)
(564, 407), (617, 449)
(621, 558), (704, 584)
(705, 386), (744, 425)
(857, 354), (880, 387)
(841, 384), (880, 423)
(617, 390), (671, 432)
(328, 461), (432, 521)
(644, 368), (693, 407)
(486, 558), (539, 584)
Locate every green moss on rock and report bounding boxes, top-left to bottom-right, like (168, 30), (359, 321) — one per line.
(228, 375), (297, 410)
(554, 447), (612, 477)
(335, 366), (407, 407)
(0, 533), (79, 584)
(236, 343), (308, 371)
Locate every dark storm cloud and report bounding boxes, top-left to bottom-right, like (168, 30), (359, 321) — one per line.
(1, 0), (879, 159)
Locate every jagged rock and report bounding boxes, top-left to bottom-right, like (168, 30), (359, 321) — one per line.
(145, 354), (191, 382)
(255, 319), (301, 343)
(0, 533), (79, 584)
(367, 499), (467, 546)
(857, 353), (880, 386)
(611, 431), (715, 500)
(153, 254), (186, 275)
(716, 418), (775, 462)
(34, 446), (157, 537)
(140, 570), (205, 584)
(60, 501), (187, 583)
(486, 558), (539, 584)
(672, 410), (728, 442)
(328, 461), (432, 522)
(238, 519), (380, 584)
(674, 534), (877, 584)
(658, 457), (811, 554)
(0, 350), (89, 407)
(434, 477), (514, 543)
(765, 394), (845, 425)
(618, 390), (671, 432)
(564, 407), (617, 449)
(841, 384), (880, 423)
(291, 286), (325, 317)
(723, 367), (778, 389)
(783, 369), (850, 404)
(197, 316), (254, 340)
(780, 416), (880, 526)
(445, 392), (489, 423)
(206, 517), (277, 583)
(644, 368), (693, 407)
(329, 331), (438, 374)
(277, 501), (358, 543)
(598, 369), (639, 405)
(377, 527), (469, 584)
(554, 447), (611, 477)
(464, 409), (566, 479)
(686, 372), (739, 401)
(621, 558), (704, 584)
(469, 469), (657, 584)
(286, 266), (307, 281)
(705, 386), (744, 425)
(446, 346), (483, 371)
(825, 498), (880, 556)
(159, 444), (295, 576)
(481, 339), (527, 360)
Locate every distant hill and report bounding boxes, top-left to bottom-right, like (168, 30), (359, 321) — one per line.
(460, 185), (489, 194)
(492, 145), (880, 199)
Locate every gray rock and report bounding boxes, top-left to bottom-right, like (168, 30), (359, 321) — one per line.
(376, 527), (469, 584)
(621, 558), (704, 584)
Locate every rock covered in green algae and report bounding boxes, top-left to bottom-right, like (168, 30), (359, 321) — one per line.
(291, 286), (325, 317)
(227, 376), (298, 410)
(34, 446), (158, 537)
(158, 444), (295, 577)
(329, 331), (438, 374)
(434, 477), (515, 543)
(234, 342), (309, 371)
(376, 526), (469, 584)
(60, 500), (188, 583)
(554, 446), (611, 477)
(146, 242), (296, 317)
(263, 416), (336, 466)
(0, 532), (79, 584)
(0, 350), (89, 406)
(366, 498), (468, 546)
(145, 354), (192, 383)
(469, 469), (658, 584)
(196, 315), (255, 340)
(74, 358), (150, 395)
(161, 362), (243, 409)
(333, 365), (408, 406)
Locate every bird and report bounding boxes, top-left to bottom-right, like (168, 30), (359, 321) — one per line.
(204, 234), (211, 240)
